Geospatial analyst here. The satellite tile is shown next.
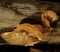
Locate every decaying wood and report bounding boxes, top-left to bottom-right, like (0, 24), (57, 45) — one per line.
(0, 0), (60, 45)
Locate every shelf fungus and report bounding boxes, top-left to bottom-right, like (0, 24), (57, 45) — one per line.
(1, 23), (46, 46)
(41, 10), (59, 27)
(0, 10), (59, 46)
